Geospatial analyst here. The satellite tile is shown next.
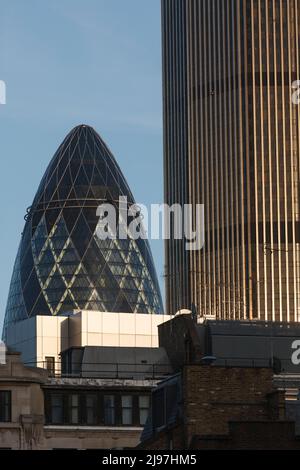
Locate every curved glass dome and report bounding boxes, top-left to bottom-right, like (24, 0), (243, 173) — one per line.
(3, 125), (163, 338)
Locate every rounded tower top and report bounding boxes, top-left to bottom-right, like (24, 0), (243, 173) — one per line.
(3, 125), (163, 338)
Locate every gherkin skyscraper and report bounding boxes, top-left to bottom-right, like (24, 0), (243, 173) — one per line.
(3, 125), (163, 338)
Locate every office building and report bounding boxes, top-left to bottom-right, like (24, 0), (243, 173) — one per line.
(162, 0), (300, 321)
(3, 125), (163, 340)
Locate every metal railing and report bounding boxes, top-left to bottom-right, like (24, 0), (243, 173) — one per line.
(29, 356), (300, 378)
(201, 356), (298, 373)
(32, 361), (173, 380)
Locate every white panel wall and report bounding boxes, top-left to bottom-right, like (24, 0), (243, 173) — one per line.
(36, 316), (69, 366)
(75, 311), (171, 348)
(5, 311), (173, 367)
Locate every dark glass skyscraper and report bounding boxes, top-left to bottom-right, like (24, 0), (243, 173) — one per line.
(162, 0), (300, 321)
(3, 125), (163, 338)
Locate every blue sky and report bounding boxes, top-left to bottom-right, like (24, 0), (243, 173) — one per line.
(0, 0), (165, 329)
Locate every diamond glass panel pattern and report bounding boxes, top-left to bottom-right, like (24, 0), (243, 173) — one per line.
(3, 125), (163, 338)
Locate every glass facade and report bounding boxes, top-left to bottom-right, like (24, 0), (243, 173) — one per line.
(162, 0), (300, 322)
(3, 125), (163, 338)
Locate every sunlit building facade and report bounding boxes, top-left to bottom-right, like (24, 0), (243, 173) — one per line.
(162, 0), (300, 321)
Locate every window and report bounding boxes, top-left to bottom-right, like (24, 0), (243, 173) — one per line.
(104, 395), (115, 425)
(153, 389), (165, 429)
(121, 395), (133, 425)
(50, 394), (63, 424)
(85, 394), (97, 425)
(139, 395), (150, 426)
(0, 392), (11, 423)
(45, 356), (55, 375)
(46, 391), (149, 427)
(69, 394), (79, 424)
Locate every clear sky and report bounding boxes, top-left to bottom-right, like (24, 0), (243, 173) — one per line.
(0, 0), (165, 329)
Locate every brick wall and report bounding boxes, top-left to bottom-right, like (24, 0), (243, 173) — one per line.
(139, 364), (296, 449)
(183, 365), (277, 444)
(193, 421), (300, 450)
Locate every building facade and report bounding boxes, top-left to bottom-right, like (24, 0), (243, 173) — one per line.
(162, 0), (300, 321)
(158, 314), (300, 374)
(0, 351), (172, 450)
(3, 125), (163, 340)
(139, 364), (300, 450)
(5, 310), (172, 367)
(0, 352), (47, 450)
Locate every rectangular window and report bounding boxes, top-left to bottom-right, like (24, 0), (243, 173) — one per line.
(50, 394), (64, 424)
(0, 391), (11, 423)
(69, 394), (79, 424)
(153, 389), (165, 429)
(104, 395), (115, 426)
(86, 394), (97, 425)
(139, 395), (150, 426)
(121, 395), (133, 426)
(45, 357), (55, 375)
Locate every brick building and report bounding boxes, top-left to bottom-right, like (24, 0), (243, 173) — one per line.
(139, 364), (300, 450)
(138, 313), (300, 450)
